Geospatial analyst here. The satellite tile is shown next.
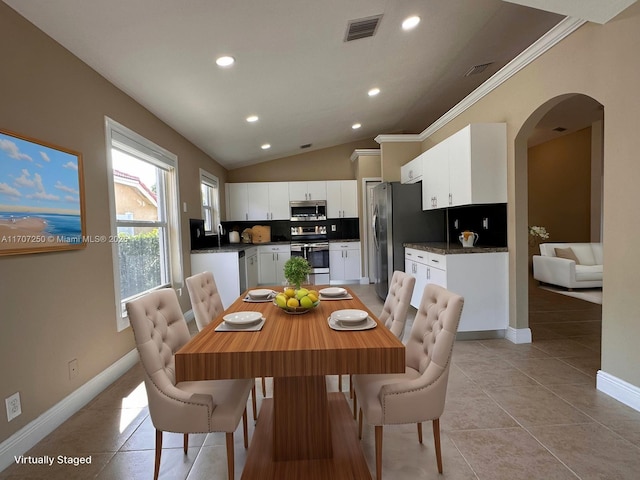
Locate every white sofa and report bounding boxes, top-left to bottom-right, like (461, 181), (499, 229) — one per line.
(532, 242), (603, 289)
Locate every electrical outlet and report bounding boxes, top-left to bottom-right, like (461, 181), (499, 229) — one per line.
(5, 392), (21, 422)
(331, 224), (337, 232)
(482, 217), (489, 229)
(68, 359), (79, 379)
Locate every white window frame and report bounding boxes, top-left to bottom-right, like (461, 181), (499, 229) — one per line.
(105, 117), (183, 332)
(199, 169), (220, 235)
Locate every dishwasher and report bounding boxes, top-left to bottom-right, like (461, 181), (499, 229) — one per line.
(238, 250), (247, 294)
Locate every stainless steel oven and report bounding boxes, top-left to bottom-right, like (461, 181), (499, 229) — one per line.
(291, 225), (329, 284)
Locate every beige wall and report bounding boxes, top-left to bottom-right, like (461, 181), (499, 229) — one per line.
(0, 4), (227, 442)
(379, 142), (422, 181)
(227, 139), (378, 184)
(528, 127), (592, 243)
(352, 151), (381, 272)
(420, 6), (640, 387)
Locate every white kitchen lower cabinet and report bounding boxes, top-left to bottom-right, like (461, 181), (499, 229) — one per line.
(405, 247), (507, 333)
(330, 241), (361, 283)
(191, 252), (241, 310)
(245, 247), (259, 289)
(258, 245), (291, 285)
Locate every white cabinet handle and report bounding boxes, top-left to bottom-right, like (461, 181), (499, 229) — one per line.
(427, 267), (431, 280)
(245, 213), (248, 220)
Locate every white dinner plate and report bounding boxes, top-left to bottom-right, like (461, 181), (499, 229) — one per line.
(223, 311), (263, 326)
(247, 289), (274, 299)
(328, 316), (376, 331)
(319, 287), (347, 298)
(331, 309), (368, 324)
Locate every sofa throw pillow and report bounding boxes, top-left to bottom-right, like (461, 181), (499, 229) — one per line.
(555, 247), (580, 264)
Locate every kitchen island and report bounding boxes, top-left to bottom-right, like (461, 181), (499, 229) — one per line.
(404, 242), (508, 337)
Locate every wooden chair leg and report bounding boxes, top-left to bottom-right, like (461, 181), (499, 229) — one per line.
(417, 422), (423, 444)
(225, 432), (235, 480)
(154, 429), (163, 480)
(338, 375), (343, 391)
(183, 433), (189, 454)
(242, 407), (249, 449)
(433, 418), (443, 474)
(349, 375), (353, 398)
(261, 377), (266, 397)
(352, 390), (358, 419)
(358, 408), (363, 439)
(375, 425), (383, 480)
(251, 384), (258, 420)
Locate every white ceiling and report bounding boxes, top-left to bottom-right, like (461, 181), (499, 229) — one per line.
(3, 0), (569, 169)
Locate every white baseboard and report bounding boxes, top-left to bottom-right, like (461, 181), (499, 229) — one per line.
(0, 349), (138, 473)
(505, 327), (532, 344)
(184, 308), (194, 323)
(359, 277), (370, 285)
(597, 370), (640, 413)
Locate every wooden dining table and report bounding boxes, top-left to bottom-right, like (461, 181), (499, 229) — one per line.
(174, 286), (405, 479)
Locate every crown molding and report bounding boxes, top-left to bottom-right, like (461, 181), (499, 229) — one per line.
(418, 16), (586, 141)
(350, 148), (381, 162)
(373, 134), (422, 144)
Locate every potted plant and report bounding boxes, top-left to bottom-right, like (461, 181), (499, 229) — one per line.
(283, 256), (312, 290)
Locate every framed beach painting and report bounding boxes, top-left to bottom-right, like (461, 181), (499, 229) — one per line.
(0, 128), (86, 256)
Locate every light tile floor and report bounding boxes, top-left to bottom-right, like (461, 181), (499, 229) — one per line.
(3, 283), (640, 479)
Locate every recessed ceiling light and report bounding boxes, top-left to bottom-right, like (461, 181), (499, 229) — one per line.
(261, 143), (271, 150)
(246, 115), (259, 123)
(215, 55), (235, 67)
(368, 88), (380, 97)
(352, 123), (362, 130)
(402, 16), (420, 30)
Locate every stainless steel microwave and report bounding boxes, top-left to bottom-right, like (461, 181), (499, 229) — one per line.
(290, 200), (327, 221)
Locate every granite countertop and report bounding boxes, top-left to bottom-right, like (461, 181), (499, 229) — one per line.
(329, 238), (360, 243)
(191, 241), (290, 254)
(404, 242), (508, 255)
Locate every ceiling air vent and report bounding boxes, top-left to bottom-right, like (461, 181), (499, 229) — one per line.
(553, 127), (567, 132)
(464, 62), (494, 77)
(344, 14), (383, 42)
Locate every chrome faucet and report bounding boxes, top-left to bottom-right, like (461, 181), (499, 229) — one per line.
(217, 223), (223, 247)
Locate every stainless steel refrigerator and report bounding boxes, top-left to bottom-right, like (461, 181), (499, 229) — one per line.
(372, 182), (445, 300)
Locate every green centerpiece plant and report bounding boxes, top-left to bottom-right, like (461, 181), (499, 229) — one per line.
(276, 256), (319, 313)
(283, 256), (312, 290)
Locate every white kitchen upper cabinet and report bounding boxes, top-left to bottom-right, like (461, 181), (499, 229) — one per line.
(401, 152), (424, 184)
(422, 141), (449, 210)
(326, 180), (358, 218)
(421, 123), (506, 210)
(229, 182), (290, 221)
(289, 181), (326, 201)
(227, 183), (249, 221)
(268, 182), (291, 219)
(247, 182), (289, 220)
(247, 183), (269, 220)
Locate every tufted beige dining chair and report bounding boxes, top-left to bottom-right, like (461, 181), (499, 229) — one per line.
(186, 271), (260, 418)
(352, 284), (464, 479)
(126, 288), (254, 480)
(348, 271), (415, 410)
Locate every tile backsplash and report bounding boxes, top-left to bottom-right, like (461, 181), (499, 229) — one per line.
(446, 203), (507, 247)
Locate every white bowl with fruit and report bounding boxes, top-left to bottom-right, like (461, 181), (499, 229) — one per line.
(274, 287), (320, 314)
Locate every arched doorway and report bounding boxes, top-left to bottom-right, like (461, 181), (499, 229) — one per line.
(515, 93), (604, 375)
